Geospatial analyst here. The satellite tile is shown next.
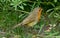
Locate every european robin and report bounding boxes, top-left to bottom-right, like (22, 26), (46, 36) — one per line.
(13, 7), (43, 29)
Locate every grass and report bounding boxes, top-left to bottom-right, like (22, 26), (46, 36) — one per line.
(0, 0), (60, 38)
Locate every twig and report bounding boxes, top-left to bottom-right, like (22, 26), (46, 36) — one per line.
(15, 10), (29, 13)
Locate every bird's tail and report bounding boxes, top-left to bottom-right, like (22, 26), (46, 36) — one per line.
(12, 23), (22, 29)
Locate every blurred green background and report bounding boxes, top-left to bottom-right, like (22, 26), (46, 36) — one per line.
(0, 0), (60, 38)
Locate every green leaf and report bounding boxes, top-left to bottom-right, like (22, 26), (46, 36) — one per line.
(46, 9), (53, 13)
(54, 0), (57, 2)
(19, 5), (24, 10)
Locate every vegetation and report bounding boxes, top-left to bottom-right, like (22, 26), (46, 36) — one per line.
(0, 0), (60, 38)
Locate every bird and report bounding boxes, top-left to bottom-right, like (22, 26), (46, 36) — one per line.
(13, 7), (43, 29)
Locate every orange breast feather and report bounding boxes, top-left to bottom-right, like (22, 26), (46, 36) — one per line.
(37, 8), (42, 20)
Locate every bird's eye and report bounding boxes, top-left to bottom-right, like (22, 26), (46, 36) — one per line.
(38, 9), (40, 12)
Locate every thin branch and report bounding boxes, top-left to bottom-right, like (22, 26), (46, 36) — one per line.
(15, 10), (29, 13)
